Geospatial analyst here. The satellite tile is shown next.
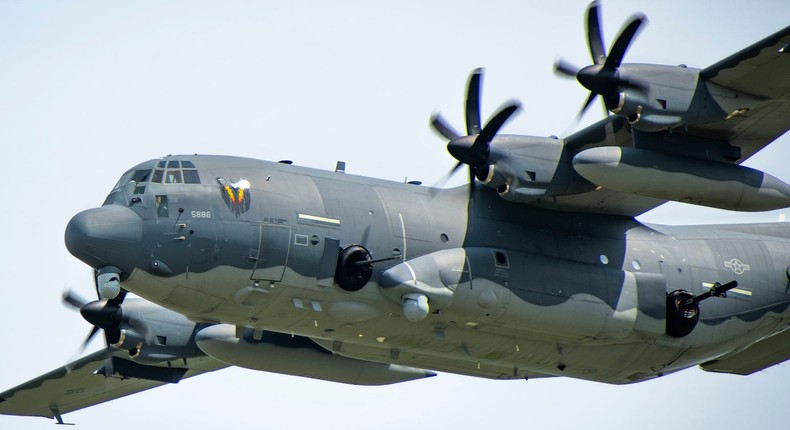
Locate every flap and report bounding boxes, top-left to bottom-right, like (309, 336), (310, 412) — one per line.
(700, 327), (790, 375)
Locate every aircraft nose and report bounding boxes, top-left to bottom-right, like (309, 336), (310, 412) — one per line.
(65, 205), (143, 270)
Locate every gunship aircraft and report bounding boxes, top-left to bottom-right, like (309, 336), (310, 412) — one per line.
(2, 1), (790, 424)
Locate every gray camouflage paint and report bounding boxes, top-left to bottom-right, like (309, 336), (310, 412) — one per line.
(64, 153), (790, 384)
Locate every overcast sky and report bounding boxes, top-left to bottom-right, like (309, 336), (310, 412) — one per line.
(1, 1), (789, 429)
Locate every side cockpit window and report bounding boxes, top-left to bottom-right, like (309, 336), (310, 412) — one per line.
(112, 169), (151, 191)
(131, 169), (151, 183)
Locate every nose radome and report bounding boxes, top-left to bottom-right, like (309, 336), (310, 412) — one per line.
(65, 205), (143, 268)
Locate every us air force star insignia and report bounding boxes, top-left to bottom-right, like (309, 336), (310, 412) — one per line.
(724, 258), (751, 274)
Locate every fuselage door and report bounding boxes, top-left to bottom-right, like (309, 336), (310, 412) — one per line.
(251, 224), (291, 282)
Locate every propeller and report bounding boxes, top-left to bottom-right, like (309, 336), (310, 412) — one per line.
(430, 68), (521, 190)
(62, 289), (123, 354)
(554, 0), (647, 121)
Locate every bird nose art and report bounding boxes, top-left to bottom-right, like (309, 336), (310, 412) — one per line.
(65, 205), (143, 268)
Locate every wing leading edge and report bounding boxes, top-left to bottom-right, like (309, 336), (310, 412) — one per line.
(0, 348), (227, 422)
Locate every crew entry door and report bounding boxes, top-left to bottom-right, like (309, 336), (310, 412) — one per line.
(251, 224), (291, 282)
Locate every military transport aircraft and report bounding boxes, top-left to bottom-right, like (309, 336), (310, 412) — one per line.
(2, 1), (790, 425)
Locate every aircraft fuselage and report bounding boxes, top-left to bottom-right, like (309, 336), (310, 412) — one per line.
(65, 154), (790, 384)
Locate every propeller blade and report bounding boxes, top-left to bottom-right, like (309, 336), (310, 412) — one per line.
(473, 102), (521, 163)
(465, 68), (483, 135)
(78, 326), (101, 353)
(553, 58), (580, 78)
(603, 13), (646, 70)
(62, 289), (88, 310)
(431, 160), (465, 191)
(586, 0), (606, 65)
(467, 165), (476, 196)
(430, 112), (461, 141)
(577, 91), (598, 121)
(451, 160), (464, 175)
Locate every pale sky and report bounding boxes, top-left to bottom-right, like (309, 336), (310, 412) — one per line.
(1, 1), (789, 429)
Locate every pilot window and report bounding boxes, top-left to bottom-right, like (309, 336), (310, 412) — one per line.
(131, 169), (151, 183)
(165, 170), (183, 183)
(112, 169), (151, 190)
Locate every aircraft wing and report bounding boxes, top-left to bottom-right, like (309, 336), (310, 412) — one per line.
(699, 327), (790, 375)
(540, 116), (667, 217)
(695, 25), (790, 161)
(547, 27), (790, 217)
(0, 348), (227, 423)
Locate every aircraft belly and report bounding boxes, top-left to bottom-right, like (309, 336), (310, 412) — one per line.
(119, 219), (790, 386)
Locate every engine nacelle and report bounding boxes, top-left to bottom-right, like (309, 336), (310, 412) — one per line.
(609, 64), (764, 132)
(109, 299), (204, 365)
(480, 136), (594, 203)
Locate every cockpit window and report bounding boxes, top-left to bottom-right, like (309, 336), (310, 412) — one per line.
(165, 170), (183, 183)
(131, 169), (151, 183)
(152, 169), (164, 183)
(183, 170), (200, 184)
(151, 160), (201, 185)
(113, 169), (152, 190)
(113, 171), (134, 190)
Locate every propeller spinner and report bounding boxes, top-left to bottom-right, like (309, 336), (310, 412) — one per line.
(554, 0), (647, 120)
(430, 68), (520, 188)
(62, 289), (123, 353)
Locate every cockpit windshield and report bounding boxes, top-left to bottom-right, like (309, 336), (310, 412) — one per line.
(111, 159), (201, 193)
(150, 160), (201, 184)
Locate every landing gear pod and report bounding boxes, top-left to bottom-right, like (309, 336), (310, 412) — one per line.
(335, 245), (373, 292)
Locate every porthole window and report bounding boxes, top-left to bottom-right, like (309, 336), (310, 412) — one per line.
(494, 250), (509, 267)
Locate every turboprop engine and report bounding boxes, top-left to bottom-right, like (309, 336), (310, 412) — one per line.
(430, 68), (594, 203)
(554, 1), (764, 133)
(473, 136), (594, 203)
